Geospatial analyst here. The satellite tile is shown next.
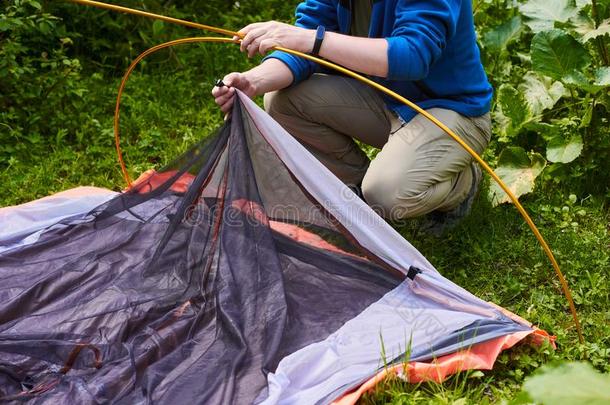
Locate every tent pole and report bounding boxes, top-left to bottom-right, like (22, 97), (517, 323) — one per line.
(65, 0), (584, 343)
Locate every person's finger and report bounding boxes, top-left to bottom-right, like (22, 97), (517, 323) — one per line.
(259, 39), (276, 55)
(212, 82), (231, 100)
(213, 92), (229, 105)
(247, 39), (263, 58)
(220, 95), (234, 109)
(220, 96), (235, 113)
(240, 27), (266, 53)
(211, 84), (230, 98)
(220, 100), (234, 114)
(247, 29), (271, 57)
(214, 89), (234, 107)
(238, 22), (264, 37)
(240, 32), (251, 53)
(238, 23), (255, 36)
(222, 72), (242, 88)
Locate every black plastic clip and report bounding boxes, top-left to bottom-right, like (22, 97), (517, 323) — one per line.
(406, 266), (422, 280)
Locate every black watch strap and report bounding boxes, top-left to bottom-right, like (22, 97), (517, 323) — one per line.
(311, 25), (326, 56)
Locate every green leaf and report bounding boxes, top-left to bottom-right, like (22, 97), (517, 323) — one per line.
(574, 0), (590, 9)
(563, 70), (602, 92)
(523, 362), (610, 404)
(152, 20), (164, 37)
(519, 0), (578, 32)
(594, 66), (610, 86)
(27, 1), (42, 10)
(531, 29), (591, 81)
(496, 84), (533, 139)
(518, 72), (566, 115)
(0, 19), (12, 32)
(138, 29), (151, 44)
(489, 147), (546, 206)
(546, 134), (583, 162)
(571, 16), (610, 42)
(525, 121), (560, 141)
(482, 16), (523, 52)
(580, 100), (594, 127)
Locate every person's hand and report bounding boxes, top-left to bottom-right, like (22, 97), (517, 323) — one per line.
(237, 21), (315, 58)
(211, 72), (257, 115)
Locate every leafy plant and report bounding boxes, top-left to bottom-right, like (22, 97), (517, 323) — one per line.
(0, 0), (90, 165)
(513, 361), (610, 404)
(481, 0), (610, 202)
(0, 0), (296, 202)
(489, 146), (546, 206)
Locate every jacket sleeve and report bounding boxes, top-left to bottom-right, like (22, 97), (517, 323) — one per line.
(263, 0), (339, 85)
(386, 0), (462, 81)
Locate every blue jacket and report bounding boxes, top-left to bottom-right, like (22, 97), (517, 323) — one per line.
(265, 0), (492, 122)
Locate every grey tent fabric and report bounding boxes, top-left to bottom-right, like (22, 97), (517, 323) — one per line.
(0, 94), (533, 404)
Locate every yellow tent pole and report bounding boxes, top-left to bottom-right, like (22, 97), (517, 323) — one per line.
(67, 0), (238, 37)
(65, 0), (584, 343)
(112, 37), (235, 185)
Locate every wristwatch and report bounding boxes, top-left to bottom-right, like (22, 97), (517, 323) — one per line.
(311, 25), (326, 56)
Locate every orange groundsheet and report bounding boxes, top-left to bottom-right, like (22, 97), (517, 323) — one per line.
(333, 328), (554, 404)
(128, 170), (195, 194)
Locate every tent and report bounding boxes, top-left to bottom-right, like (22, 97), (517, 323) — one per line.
(0, 93), (550, 403)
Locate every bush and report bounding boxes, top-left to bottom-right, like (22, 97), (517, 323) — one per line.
(0, 0), (91, 165)
(0, 0), (296, 204)
(475, 0), (610, 200)
(2, 0), (609, 202)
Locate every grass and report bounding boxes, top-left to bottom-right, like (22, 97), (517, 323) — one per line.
(360, 188), (610, 403)
(2, 58), (609, 404)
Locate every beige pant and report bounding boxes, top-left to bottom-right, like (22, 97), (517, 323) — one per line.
(264, 74), (491, 220)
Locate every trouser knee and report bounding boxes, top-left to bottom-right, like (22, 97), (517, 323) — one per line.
(361, 176), (405, 220)
(263, 91), (277, 114)
(362, 174), (442, 221)
(263, 90), (297, 120)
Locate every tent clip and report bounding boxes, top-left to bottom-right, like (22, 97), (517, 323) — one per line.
(406, 266), (422, 280)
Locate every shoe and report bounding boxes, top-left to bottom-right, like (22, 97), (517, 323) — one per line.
(421, 163), (482, 236)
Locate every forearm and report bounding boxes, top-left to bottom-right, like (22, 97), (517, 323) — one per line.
(237, 21), (389, 80)
(318, 32), (389, 78)
(245, 34), (389, 92)
(244, 58), (294, 96)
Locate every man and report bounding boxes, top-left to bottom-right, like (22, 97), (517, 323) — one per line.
(212, 0), (492, 227)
